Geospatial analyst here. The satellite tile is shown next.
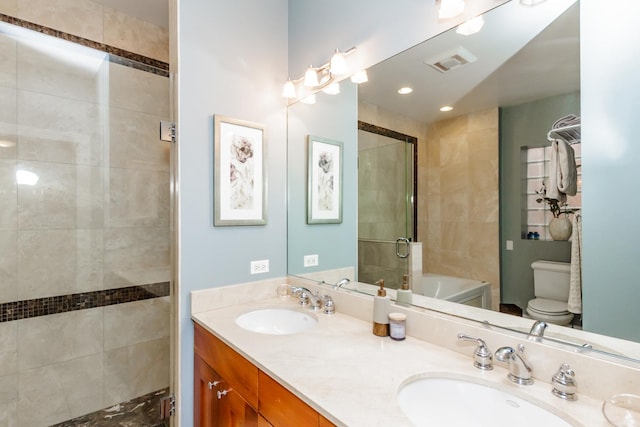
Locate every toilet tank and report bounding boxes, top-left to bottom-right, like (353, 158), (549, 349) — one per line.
(531, 260), (571, 301)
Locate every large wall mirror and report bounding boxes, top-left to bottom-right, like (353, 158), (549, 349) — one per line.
(287, 0), (640, 362)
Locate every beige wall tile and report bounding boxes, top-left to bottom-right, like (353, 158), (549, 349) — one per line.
(17, 161), (76, 229)
(439, 134), (468, 167)
(108, 108), (170, 172)
(103, 227), (170, 288)
(439, 163), (468, 195)
(18, 353), (103, 426)
(0, 374), (17, 427)
(468, 107), (498, 131)
(0, 161), (16, 230)
(17, 309), (103, 369)
(104, 296), (170, 350)
(17, 40), (107, 103)
(0, 32), (17, 90)
(0, 0), (17, 16)
(0, 87), (17, 160)
(107, 168), (169, 228)
(0, 400), (17, 427)
(18, 229), (103, 299)
(109, 63), (169, 117)
(17, 0), (104, 42)
(103, 337), (169, 406)
(103, 7), (169, 62)
(0, 231), (17, 303)
(469, 190), (499, 223)
(17, 91), (104, 166)
(0, 322), (17, 377)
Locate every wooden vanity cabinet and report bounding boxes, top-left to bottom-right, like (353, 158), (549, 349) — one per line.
(194, 323), (336, 427)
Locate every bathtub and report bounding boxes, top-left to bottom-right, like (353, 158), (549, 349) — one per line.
(418, 274), (492, 309)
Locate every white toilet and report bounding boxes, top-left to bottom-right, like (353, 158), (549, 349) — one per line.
(526, 260), (574, 326)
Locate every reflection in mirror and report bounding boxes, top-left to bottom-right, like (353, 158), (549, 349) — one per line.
(287, 0), (640, 362)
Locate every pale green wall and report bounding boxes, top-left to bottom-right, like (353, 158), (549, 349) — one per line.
(287, 84), (358, 275)
(500, 92), (580, 310)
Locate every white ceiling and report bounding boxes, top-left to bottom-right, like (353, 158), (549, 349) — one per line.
(93, 0), (168, 28)
(358, 0), (580, 124)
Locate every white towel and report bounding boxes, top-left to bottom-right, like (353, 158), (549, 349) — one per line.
(568, 213), (582, 314)
(547, 139), (578, 203)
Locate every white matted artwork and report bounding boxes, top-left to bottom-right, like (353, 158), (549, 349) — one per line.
(213, 115), (267, 226)
(307, 135), (343, 224)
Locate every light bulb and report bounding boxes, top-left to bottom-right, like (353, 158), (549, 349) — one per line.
(330, 50), (347, 75)
(322, 82), (340, 95)
(282, 79), (296, 98)
(456, 15), (484, 35)
(439, 0), (465, 19)
(304, 66), (319, 87)
(350, 70), (368, 84)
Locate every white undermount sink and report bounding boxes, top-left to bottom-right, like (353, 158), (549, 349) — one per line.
(398, 376), (578, 427)
(235, 308), (317, 335)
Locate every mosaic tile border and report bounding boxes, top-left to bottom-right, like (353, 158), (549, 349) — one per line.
(0, 282), (170, 323)
(50, 388), (169, 427)
(358, 121), (418, 144)
(0, 13), (170, 77)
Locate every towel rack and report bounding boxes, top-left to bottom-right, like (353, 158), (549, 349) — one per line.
(547, 123), (581, 145)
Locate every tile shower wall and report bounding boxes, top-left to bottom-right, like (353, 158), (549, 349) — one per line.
(358, 101), (427, 289)
(422, 108), (500, 309)
(0, 3), (170, 426)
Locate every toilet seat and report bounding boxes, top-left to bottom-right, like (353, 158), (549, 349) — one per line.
(526, 298), (574, 325)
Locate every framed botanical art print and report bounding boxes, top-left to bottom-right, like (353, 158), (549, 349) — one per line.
(213, 115), (267, 226)
(307, 135), (343, 224)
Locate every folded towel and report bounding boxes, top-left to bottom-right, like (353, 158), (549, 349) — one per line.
(547, 139), (578, 202)
(553, 114), (580, 129)
(568, 213), (582, 314)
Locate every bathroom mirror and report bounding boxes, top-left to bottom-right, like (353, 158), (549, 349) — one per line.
(287, 0), (640, 362)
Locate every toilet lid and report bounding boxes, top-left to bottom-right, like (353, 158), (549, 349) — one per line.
(528, 298), (570, 315)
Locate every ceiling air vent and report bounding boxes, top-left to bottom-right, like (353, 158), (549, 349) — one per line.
(425, 46), (477, 73)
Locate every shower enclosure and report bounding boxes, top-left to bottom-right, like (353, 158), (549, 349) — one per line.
(0, 19), (172, 427)
(357, 123), (416, 289)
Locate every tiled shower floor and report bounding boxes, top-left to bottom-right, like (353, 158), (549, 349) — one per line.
(49, 389), (169, 427)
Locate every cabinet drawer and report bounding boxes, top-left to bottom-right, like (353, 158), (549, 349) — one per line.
(258, 371), (319, 427)
(194, 323), (259, 408)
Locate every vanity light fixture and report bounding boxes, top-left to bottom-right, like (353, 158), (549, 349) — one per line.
(456, 15), (485, 35)
(350, 70), (368, 84)
(16, 169), (39, 186)
(438, 0), (465, 20)
(440, 105), (454, 112)
(282, 47), (356, 99)
(398, 87), (413, 95)
(0, 140), (16, 148)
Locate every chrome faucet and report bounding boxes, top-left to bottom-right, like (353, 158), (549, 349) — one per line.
(528, 321), (548, 340)
(495, 344), (533, 385)
(290, 286), (322, 309)
(334, 278), (350, 289)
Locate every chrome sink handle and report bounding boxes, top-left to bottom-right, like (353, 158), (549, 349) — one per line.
(457, 334), (493, 370)
(290, 286), (322, 310)
(552, 363), (577, 401)
(495, 344), (533, 385)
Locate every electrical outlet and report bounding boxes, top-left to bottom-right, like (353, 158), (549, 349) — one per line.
(303, 254), (319, 267)
(250, 259), (269, 274)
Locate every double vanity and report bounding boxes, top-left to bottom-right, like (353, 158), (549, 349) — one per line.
(191, 277), (637, 426)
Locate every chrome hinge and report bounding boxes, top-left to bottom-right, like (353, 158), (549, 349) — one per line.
(160, 394), (175, 419)
(160, 121), (176, 143)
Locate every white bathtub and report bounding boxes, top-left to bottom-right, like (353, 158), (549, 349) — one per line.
(418, 274), (492, 309)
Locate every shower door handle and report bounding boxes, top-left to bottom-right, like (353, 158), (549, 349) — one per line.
(396, 237), (410, 259)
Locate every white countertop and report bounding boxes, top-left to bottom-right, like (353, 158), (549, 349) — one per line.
(192, 290), (609, 427)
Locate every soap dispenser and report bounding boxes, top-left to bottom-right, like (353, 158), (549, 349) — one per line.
(396, 274), (413, 305)
(373, 279), (390, 337)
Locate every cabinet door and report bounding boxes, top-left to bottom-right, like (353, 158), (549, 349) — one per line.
(194, 354), (221, 427)
(219, 387), (259, 427)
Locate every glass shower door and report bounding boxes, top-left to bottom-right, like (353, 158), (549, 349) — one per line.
(358, 128), (415, 289)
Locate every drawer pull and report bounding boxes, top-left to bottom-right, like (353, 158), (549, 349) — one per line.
(217, 388), (232, 399)
(207, 380), (221, 390)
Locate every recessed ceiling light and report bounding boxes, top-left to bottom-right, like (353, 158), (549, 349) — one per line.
(398, 87), (413, 95)
(440, 105), (454, 112)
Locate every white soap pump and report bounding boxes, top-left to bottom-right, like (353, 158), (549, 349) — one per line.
(396, 274), (413, 305)
(373, 279), (390, 337)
